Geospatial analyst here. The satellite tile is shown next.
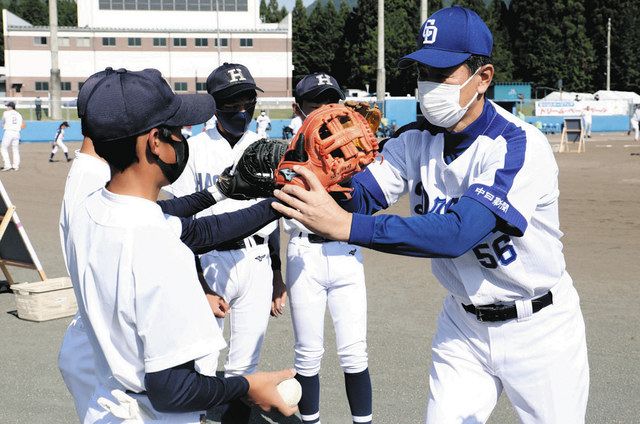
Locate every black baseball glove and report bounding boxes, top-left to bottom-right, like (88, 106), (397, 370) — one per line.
(216, 138), (289, 200)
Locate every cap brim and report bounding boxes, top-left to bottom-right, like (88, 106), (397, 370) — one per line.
(213, 83), (264, 100)
(165, 94), (216, 127)
(305, 85), (346, 101)
(398, 48), (471, 69)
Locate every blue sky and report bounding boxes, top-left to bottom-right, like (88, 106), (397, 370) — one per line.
(279, 0), (316, 11)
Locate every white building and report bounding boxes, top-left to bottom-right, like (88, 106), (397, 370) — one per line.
(2, 0), (293, 97)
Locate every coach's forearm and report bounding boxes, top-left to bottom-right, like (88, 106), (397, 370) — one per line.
(145, 361), (248, 412)
(338, 169), (389, 215)
(348, 197), (497, 258)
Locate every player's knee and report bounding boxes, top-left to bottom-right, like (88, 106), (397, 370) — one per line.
(294, 345), (324, 375)
(337, 342), (368, 373)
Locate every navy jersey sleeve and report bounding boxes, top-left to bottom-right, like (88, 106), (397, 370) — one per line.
(179, 198), (281, 255)
(145, 361), (249, 413)
(157, 190), (216, 218)
(348, 196), (497, 258)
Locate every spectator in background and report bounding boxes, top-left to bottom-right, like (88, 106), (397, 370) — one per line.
(35, 96), (43, 120)
(581, 106), (592, 138)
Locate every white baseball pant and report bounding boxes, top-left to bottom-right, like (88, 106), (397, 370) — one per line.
(52, 138), (69, 155)
(426, 275), (589, 424)
(200, 243), (273, 377)
(632, 120), (639, 141)
(1, 130), (20, 168)
(286, 235), (368, 376)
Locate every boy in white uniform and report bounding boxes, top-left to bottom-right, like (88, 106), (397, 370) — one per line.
(65, 67), (295, 423)
(256, 110), (271, 139)
(283, 73), (372, 424)
(1, 101), (23, 171)
(49, 121), (73, 162)
(273, 7), (589, 424)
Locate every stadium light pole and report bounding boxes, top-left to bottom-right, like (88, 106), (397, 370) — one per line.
(49, 0), (62, 119)
(376, 0), (385, 114)
(421, 0), (428, 24)
(606, 17), (611, 91)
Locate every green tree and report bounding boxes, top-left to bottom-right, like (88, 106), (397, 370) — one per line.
(260, 0), (268, 21)
(292, 0), (311, 82)
(343, 0), (377, 91)
(16, 0), (48, 25)
(330, 0), (351, 85)
(385, 0), (420, 95)
(450, 0), (488, 19)
(485, 0), (514, 82)
(58, 0), (78, 26)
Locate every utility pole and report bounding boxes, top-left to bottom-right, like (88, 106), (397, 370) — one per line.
(606, 17), (611, 91)
(376, 0), (385, 113)
(216, 0), (221, 66)
(49, 0), (62, 120)
(421, 0), (428, 24)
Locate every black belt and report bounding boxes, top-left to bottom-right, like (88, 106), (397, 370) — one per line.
(216, 235), (266, 251)
(298, 232), (331, 243)
(462, 291), (553, 322)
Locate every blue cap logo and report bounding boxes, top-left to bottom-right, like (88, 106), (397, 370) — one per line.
(422, 19), (438, 45)
(398, 6), (492, 69)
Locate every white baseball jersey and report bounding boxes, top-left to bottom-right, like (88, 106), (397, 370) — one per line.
(367, 101), (567, 305)
(632, 109), (640, 122)
(581, 109), (592, 124)
(165, 125), (277, 238)
(2, 109), (23, 132)
(58, 151), (110, 419)
(256, 114), (271, 131)
(65, 188), (225, 422)
(289, 116), (303, 135)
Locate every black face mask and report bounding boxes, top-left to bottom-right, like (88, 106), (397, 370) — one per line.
(154, 130), (189, 184)
(216, 104), (255, 138)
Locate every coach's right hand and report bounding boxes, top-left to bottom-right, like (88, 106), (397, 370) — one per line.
(245, 368), (298, 416)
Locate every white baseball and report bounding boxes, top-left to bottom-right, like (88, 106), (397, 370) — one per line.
(276, 378), (302, 407)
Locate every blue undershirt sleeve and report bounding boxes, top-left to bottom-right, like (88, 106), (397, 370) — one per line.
(338, 169), (389, 214)
(179, 198), (281, 255)
(157, 190), (217, 217)
(145, 361), (249, 413)
(348, 196), (498, 258)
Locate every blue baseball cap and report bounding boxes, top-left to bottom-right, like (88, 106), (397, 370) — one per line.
(206, 63), (263, 100)
(398, 6), (493, 69)
(82, 68), (215, 142)
(294, 73), (345, 101)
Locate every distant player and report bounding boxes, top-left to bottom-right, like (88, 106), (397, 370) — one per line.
(273, 7), (589, 424)
(256, 110), (271, 139)
(49, 121), (72, 162)
(1, 101), (23, 171)
(288, 113), (302, 137)
(581, 106), (592, 138)
(63, 67), (295, 423)
(283, 73), (372, 424)
(631, 105), (640, 142)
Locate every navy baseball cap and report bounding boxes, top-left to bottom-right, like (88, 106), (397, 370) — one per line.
(294, 73), (345, 101)
(398, 6), (493, 69)
(82, 68), (215, 142)
(206, 63), (263, 100)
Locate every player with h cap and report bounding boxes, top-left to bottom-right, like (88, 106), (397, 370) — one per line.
(282, 72), (373, 424)
(63, 67), (296, 423)
(271, 6), (589, 423)
(165, 62), (283, 423)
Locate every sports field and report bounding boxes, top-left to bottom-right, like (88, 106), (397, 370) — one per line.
(0, 134), (638, 423)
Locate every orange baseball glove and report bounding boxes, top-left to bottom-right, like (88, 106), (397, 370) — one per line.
(275, 103), (379, 197)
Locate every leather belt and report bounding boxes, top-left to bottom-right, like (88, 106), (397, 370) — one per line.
(216, 235), (266, 251)
(298, 232), (331, 244)
(462, 291), (553, 322)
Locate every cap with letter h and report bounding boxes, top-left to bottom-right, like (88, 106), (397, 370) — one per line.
(81, 67), (215, 142)
(206, 63), (264, 100)
(398, 6), (493, 69)
(294, 72), (345, 102)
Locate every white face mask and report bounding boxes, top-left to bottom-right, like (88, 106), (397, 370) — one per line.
(417, 68), (480, 128)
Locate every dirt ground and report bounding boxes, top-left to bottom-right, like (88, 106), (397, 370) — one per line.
(0, 134), (638, 423)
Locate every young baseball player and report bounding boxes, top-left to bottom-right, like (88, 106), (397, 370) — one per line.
(283, 73), (372, 424)
(631, 105), (640, 141)
(62, 67), (295, 423)
(256, 110), (271, 139)
(273, 7), (589, 424)
(581, 106), (592, 138)
(1, 101), (23, 171)
(165, 62), (283, 423)
(49, 121), (72, 162)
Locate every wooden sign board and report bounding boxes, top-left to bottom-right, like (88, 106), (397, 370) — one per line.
(559, 117), (585, 153)
(0, 179), (46, 285)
